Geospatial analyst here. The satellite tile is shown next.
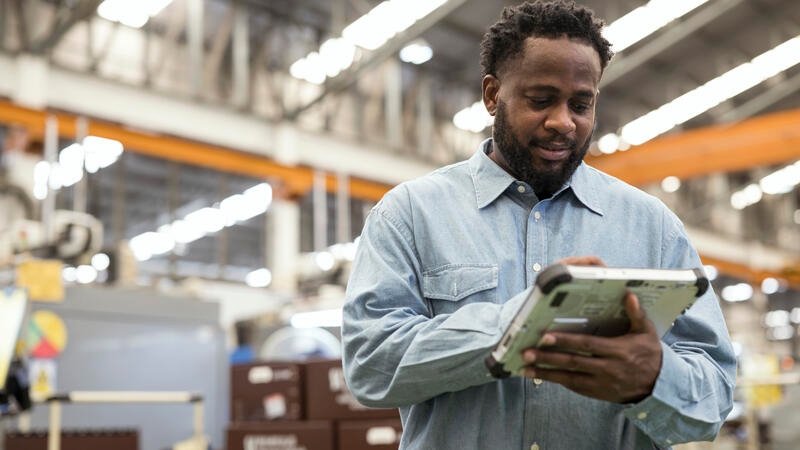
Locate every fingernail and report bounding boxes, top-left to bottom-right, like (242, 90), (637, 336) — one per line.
(541, 334), (556, 345)
(523, 350), (536, 362)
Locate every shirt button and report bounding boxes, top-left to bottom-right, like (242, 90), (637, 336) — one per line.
(637, 412), (648, 420)
(530, 444), (540, 450)
(533, 378), (543, 385)
(534, 211), (541, 220)
(533, 263), (542, 272)
(517, 185), (526, 193)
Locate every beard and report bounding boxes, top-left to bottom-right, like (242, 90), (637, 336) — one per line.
(493, 100), (591, 199)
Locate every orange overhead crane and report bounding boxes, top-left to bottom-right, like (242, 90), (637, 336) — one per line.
(0, 99), (798, 287)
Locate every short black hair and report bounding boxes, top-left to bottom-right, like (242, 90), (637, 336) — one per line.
(479, 0), (613, 78)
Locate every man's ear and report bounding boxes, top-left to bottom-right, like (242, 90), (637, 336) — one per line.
(482, 75), (500, 116)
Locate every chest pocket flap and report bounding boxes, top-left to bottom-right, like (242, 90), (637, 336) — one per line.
(422, 264), (498, 301)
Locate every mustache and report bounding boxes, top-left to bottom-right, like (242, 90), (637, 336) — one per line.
(528, 136), (577, 150)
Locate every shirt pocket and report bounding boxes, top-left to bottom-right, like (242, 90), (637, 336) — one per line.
(422, 263), (498, 316)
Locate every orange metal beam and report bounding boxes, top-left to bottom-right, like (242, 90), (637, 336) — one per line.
(585, 108), (800, 186)
(4, 99), (799, 284)
(0, 99), (391, 201)
(699, 254), (800, 290)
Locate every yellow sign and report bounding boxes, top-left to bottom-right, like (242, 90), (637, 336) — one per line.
(16, 259), (64, 302)
(29, 358), (56, 402)
(27, 310), (68, 359)
(743, 354), (782, 408)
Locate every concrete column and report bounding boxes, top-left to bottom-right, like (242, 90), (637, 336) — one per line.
(187, 0), (205, 97)
(313, 170), (328, 252)
(336, 173), (351, 244)
(384, 58), (402, 150)
(72, 117), (88, 213)
(267, 197), (300, 293)
(231, 0), (249, 109)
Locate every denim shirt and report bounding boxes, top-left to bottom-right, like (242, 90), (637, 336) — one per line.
(342, 139), (736, 450)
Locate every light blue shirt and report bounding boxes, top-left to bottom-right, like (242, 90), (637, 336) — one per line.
(342, 140), (736, 450)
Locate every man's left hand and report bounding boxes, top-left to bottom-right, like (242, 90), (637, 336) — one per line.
(521, 291), (662, 403)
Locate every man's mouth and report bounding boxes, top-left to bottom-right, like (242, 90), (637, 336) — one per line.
(533, 143), (572, 161)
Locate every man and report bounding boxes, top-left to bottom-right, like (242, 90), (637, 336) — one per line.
(341, 1), (736, 449)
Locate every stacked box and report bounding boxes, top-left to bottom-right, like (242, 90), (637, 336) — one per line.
(303, 359), (399, 420)
(337, 419), (403, 450)
(3, 429), (138, 450)
(230, 361), (305, 421)
(226, 421), (334, 450)
(228, 359), (402, 449)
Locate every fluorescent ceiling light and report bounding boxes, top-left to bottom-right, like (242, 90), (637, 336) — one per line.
(721, 282), (753, 302)
(245, 268), (272, 288)
(660, 176), (680, 193)
(603, 0), (709, 53)
(290, 0), (447, 84)
(399, 40), (433, 65)
(83, 136), (124, 172)
(619, 35), (800, 147)
(129, 182), (272, 261)
(97, 0), (173, 29)
(76, 265), (99, 284)
(730, 160), (800, 209)
(91, 253), (111, 271)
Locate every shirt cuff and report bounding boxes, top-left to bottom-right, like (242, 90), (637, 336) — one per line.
(622, 342), (687, 444)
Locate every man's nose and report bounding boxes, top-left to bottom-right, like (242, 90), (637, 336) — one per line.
(544, 104), (576, 135)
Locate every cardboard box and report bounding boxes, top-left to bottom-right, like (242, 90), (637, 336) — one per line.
(337, 419), (403, 450)
(3, 429), (138, 450)
(304, 359), (398, 420)
(226, 421), (334, 450)
(231, 361), (304, 421)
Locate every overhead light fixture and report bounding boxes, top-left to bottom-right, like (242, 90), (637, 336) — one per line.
(289, 0), (447, 84)
(721, 282), (753, 302)
(620, 35), (800, 146)
(453, 101), (493, 133)
(399, 39), (433, 65)
(83, 136), (124, 173)
(603, 0), (709, 53)
(91, 253), (111, 271)
(97, 0), (173, 29)
(730, 160), (800, 209)
(597, 133), (620, 154)
(245, 268), (273, 288)
(703, 265), (718, 281)
(660, 176), (681, 193)
(129, 182), (272, 262)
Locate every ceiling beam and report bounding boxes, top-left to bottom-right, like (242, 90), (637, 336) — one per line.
(285, 0), (470, 120)
(600, 0), (745, 88)
(585, 107), (800, 186)
(718, 69), (800, 123)
(29, 0), (103, 54)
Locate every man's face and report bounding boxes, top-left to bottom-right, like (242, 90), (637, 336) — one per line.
(483, 37), (601, 199)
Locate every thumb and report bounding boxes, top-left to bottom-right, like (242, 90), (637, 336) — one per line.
(625, 291), (649, 334)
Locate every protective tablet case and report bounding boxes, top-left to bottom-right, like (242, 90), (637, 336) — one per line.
(485, 263), (709, 379)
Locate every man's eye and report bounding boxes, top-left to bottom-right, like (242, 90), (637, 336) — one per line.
(528, 98), (550, 107)
(571, 103), (591, 113)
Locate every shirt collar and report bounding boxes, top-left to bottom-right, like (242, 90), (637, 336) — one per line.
(468, 139), (517, 209)
(468, 138), (604, 216)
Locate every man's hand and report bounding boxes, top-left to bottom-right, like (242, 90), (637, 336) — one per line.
(521, 291), (663, 403)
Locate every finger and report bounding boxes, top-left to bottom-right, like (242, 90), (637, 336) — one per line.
(532, 367), (596, 393)
(556, 255), (606, 267)
(539, 332), (617, 357)
(528, 350), (605, 374)
(625, 291), (651, 334)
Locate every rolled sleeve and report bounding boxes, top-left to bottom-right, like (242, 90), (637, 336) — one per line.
(624, 210), (737, 446)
